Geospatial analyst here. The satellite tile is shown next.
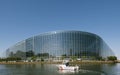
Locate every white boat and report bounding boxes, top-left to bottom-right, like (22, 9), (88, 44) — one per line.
(57, 64), (79, 71)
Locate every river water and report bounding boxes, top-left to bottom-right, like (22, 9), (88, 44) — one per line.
(0, 63), (120, 75)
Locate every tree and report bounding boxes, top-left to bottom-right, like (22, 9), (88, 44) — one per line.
(96, 56), (102, 60)
(61, 54), (67, 60)
(41, 58), (44, 62)
(107, 56), (117, 61)
(5, 57), (21, 61)
(37, 53), (49, 57)
(31, 56), (37, 61)
(81, 56), (86, 60)
(70, 56), (77, 61)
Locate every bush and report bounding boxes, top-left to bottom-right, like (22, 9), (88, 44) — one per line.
(0, 57), (21, 62)
(31, 56), (37, 61)
(107, 56), (117, 61)
(41, 58), (44, 62)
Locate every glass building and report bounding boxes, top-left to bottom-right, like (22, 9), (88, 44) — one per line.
(6, 30), (114, 60)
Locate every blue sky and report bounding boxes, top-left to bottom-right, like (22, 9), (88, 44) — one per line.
(0, 0), (120, 59)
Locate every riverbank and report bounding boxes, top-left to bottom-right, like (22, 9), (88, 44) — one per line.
(0, 60), (119, 65)
(117, 60), (120, 63)
(0, 61), (62, 64)
(70, 60), (117, 64)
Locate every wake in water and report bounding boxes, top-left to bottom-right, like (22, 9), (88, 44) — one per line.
(57, 69), (107, 75)
(79, 69), (107, 75)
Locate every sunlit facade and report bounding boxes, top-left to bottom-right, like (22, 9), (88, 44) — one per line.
(6, 30), (114, 60)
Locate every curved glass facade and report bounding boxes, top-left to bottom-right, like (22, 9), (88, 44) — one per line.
(6, 30), (114, 60)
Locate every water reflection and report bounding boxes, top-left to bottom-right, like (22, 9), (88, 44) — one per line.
(0, 63), (120, 75)
(58, 69), (79, 74)
(101, 64), (120, 75)
(57, 69), (106, 75)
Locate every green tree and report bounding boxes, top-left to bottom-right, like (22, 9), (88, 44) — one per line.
(31, 56), (37, 61)
(81, 56), (86, 60)
(5, 57), (21, 61)
(41, 58), (44, 62)
(107, 56), (117, 61)
(96, 56), (102, 60)
(61, 54), (67, 60)
(70, 56), (77, 61)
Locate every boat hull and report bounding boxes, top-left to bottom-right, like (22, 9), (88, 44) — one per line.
(58, 65), (79, 70)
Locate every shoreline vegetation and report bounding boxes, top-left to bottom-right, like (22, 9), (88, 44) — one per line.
(0, 56), (118, 64)
(0, 60), (119, 65)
